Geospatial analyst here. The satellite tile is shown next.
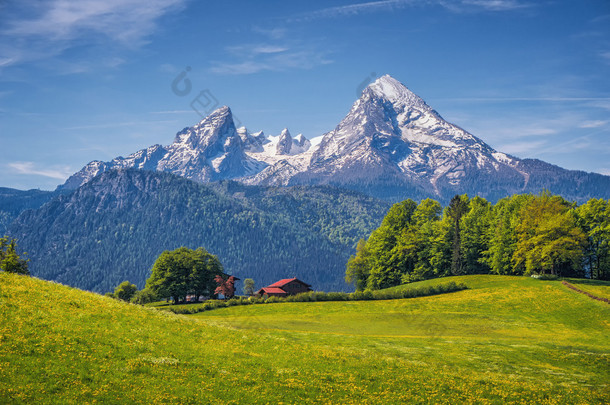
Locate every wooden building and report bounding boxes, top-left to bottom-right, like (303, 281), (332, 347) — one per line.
(255, 278), (312, 297)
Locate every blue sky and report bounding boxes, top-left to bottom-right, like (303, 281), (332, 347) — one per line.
(1, 0), (609, 190)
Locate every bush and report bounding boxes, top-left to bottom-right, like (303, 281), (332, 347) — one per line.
(153, 282), (468, 314)
(131, 288), (157, 305)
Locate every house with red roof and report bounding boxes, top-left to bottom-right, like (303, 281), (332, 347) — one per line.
(255, 278), (312, 297)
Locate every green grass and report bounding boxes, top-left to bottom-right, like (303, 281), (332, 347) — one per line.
(563, 278), (610, 300)
(1, 273), (608, 404)
(149, 281), (467, 314)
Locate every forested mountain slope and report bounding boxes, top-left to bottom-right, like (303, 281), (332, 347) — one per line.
(9, 169), (389, 292)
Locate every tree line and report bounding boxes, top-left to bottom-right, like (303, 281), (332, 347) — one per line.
(346, 192), (610, 290)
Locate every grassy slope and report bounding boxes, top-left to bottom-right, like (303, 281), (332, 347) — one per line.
(1, 273), (608, 404)
(562, 278), (610, 300)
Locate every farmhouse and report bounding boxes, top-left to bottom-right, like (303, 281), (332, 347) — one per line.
(256, 278), (312, 297)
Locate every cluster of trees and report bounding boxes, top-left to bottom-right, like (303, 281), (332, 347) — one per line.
(346, 193), (610, 290)
(9, 169), (388, 293)
(0, 236), (29, 275)
(106, 247), (231, 305)
(145, 247), (225, 304)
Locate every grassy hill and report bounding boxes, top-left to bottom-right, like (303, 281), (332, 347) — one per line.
(1, 273), (608, 404)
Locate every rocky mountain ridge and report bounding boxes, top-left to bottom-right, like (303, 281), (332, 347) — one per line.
(59, 75), (610, 202)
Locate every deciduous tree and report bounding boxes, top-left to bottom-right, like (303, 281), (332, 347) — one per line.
(215, 275), (237, 299)
(513, 193), (586, 276)
(113, 281), (138, 302)
(242, 278), (255, 296)
(146, 247), (223, 304)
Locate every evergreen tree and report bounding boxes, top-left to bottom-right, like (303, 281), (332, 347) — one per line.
(447, 195), (469, 275)
(0, 236), (29, 275)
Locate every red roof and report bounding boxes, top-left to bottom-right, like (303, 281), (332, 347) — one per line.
(267, 278), (311, 288)
(258, 287), (287, 295)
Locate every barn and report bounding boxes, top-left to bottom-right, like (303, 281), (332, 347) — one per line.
(255, 278), (312, 297)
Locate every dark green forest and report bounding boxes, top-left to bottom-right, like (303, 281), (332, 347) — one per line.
(8, 169), (390, 293)
(346, 193), (610, 290)
(0, 188), (56, 234)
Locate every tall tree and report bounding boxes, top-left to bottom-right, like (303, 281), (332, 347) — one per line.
(483, 194), (532, 275)
(345, 239), (371, 291)
(513, 193), (586, 276)
(461, 196), (492, 274)
(365, 200), (417, 289)
(447, 195), (469, 275)
(0, 236), (29, 275)
(146, 247), (223, 304)
(243, 278), (255, 296)
(405, 199), (443, 282)
(576, 199), (610, 280)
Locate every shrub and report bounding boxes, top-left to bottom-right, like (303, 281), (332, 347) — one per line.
(153, 282), (467, 314)
(265, 296), (280, 304)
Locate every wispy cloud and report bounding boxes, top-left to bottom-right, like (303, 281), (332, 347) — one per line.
(294, 0), (412, 21)
(7, 162), (73, 180)
(599, 50), (610, 64)
(457, 0), (531, 11)
(291, 0), (533, 21)
(210, 39), (333, 75)
(579, 120), (608, 129)
(62, 120), (177, 130)
(496, 140), (547, 155)
(0, 0), (187, 69)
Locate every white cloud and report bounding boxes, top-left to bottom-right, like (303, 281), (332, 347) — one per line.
(579, 120), (608, 129)
(5, 0), (186, 44)
(0, 0), (187, 69)
(292, 0), (533, 21)
(459, 0), (531, 11)
(210, 47), (333, 75)
(7, 162), (73, 180)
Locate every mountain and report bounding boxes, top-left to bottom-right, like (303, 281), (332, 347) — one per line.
(0, 188), (57, 234)
(59, 75), (610, 203)
(59, 106), (267, 191)
(11, 169), (389, 293)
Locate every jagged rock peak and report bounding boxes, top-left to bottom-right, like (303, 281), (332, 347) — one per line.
(276, 128), (293, 155)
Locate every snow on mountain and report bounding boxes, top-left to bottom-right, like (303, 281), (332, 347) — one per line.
(59, 106), (268, 190)
(59, 75), (610, 203)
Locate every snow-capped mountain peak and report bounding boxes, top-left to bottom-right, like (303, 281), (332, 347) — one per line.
(366, 74), (429, 111)
(59, 74), (610, 203)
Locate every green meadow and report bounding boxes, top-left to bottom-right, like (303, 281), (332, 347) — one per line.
(1, 273), (608, 404)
